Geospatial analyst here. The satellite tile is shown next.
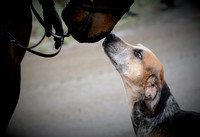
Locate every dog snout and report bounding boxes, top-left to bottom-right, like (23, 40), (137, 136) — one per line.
(103, 33), (119, 48)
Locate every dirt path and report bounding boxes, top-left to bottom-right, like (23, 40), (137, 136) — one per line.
(7, 1), (200, 137)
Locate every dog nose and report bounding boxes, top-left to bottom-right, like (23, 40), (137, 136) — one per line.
(106, 33), (117, 41)
(103, 33), (118, 47)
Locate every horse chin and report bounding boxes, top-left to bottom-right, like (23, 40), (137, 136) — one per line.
(71, 31), (111, 43)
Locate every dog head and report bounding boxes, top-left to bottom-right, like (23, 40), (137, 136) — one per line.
(103, 34), (165, 114)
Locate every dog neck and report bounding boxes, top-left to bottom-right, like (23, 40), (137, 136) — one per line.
(131, 82), (180, 136)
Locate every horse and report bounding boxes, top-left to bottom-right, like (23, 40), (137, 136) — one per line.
(0, 0), (134, 135)
(62, 0), (135, 42)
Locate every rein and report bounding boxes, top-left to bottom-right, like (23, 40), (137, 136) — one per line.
(0, 3), (68, 58)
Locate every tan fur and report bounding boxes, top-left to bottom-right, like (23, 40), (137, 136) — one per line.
(103, 36), (165, 110)
(121, 44), (164, 106)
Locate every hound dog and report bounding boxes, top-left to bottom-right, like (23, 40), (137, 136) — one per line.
(103, 34), (200, 137)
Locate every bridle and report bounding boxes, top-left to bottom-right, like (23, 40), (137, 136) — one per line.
(1, 1), (130, 58)
(67, 0), (130, 13)
(0, 3), (68, 58)
(68, 5), (130, 13)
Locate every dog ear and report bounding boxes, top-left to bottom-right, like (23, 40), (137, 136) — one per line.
(144, 76), (161, 114)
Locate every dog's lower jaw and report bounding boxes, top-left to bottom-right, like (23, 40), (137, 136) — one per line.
(122, 78), (140, 99)
(121, 78), (144, 115)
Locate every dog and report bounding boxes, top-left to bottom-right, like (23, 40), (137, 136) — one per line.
(103, 33), (200, 137)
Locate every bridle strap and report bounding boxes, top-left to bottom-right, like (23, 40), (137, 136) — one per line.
(0, 3), (66, 58)
(30, 4), (63, 39)
(0, 25), (62, 57)
(69, 5), (130, 13)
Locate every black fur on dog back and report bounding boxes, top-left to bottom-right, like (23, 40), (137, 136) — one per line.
(132, 82), (200, 137)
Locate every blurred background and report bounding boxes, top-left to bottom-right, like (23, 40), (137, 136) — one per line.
(7, 0), (200, 137)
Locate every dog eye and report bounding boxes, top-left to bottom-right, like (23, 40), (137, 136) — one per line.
(134, 49), (143, 60)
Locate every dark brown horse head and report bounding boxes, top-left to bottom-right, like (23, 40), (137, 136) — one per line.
(62, 0), (134, 43)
